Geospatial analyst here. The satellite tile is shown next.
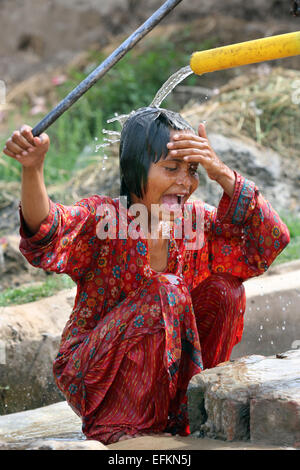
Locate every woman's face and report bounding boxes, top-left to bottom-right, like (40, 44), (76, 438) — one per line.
(131, 129), (199, 224)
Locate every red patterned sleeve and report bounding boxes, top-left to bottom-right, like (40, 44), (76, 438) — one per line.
(206, 171), (290, 280)
(19, 195), (113, 281)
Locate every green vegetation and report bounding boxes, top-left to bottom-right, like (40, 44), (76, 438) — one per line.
(0, 35), (215, 186)
(0, 274), (75, 307)
(273, 212), (300, 265)
(276, 237), (300, 264)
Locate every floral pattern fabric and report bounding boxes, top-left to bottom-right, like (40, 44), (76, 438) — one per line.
(19, 171), (290, 443)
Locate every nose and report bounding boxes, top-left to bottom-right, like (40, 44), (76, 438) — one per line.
(176, 167), (192, 191)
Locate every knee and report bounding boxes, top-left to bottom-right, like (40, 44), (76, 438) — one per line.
(209, 273), (246, 311)
(206, 272), (244, 291)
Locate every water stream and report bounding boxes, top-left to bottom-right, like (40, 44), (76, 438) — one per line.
(149, 65), (194, 107)
(94, 65), (195, 159)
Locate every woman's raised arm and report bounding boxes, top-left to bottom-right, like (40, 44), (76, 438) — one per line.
(3, 124), (50, 234)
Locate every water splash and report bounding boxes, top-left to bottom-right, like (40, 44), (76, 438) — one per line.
(102, 129), (121, 136)
(94, 65), (195, 159)
(106, 113), (131, 128)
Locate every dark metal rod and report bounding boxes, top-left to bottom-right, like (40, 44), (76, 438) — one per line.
(32, 0), (183, 136)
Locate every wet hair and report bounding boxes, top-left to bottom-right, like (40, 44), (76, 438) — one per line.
(119, 106), (194, 207)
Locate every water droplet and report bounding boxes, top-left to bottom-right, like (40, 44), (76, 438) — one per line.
(102, 128), (120, 136)
(94, 137), (98, 141)
(270, 340), (274, 345)
(107, 113), (130, 126)
(260, 325), (263, 330)
(282, 326), (286, 331)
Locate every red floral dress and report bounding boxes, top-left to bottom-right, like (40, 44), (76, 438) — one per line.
(19, 171), (290, 443)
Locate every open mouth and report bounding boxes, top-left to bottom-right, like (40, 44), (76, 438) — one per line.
(161, 194), (186, 208)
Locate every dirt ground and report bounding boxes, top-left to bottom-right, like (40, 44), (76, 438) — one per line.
(0, 0), (298, 87)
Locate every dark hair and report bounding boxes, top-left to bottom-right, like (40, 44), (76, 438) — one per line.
(119, 107), (194, 207)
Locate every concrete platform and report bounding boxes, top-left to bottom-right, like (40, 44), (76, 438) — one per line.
(107, 434), (289, 451)
(0, 400), (296, 450)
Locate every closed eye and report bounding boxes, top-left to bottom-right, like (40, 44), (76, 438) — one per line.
(164, 165), (178, 172)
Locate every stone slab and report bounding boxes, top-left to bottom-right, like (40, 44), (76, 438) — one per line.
(25, 438), (107, 450)
(187, 349), (300, 447)
(0, 400), (83, 443)
(0, 398), (292, 451)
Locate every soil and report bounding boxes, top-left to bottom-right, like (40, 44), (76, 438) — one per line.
(0, 0), (298, 88)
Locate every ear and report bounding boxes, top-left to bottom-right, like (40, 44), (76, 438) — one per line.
(198, 122), (208, 139)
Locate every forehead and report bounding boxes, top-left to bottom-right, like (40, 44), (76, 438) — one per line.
(169, 128), (195, 139)
(162, 128), (196, 162)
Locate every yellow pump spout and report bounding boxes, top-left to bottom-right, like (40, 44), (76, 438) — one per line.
(190, 32), (300, 75)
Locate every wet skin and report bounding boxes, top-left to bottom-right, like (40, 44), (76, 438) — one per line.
(2, 122), (235, 274)
(130, 124), (235, 273)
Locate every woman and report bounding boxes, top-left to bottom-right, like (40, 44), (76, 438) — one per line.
(3, 107), (290, 444)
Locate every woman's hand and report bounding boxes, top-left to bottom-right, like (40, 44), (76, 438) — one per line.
(3, 124), (51, 234)
(167, 123), (235, 197)
(3, 124), (50, 169)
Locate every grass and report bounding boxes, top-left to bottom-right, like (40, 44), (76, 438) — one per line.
(273, 212), (300, 265)
(0, 274), (75, 307)
(275, 236), (300, 264)
(0, 99), (104, 186)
